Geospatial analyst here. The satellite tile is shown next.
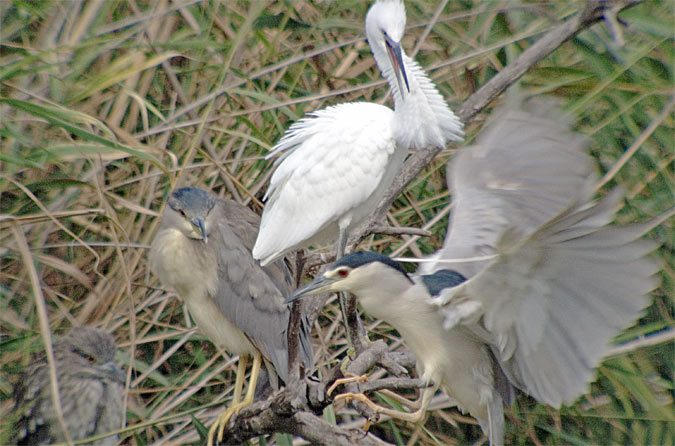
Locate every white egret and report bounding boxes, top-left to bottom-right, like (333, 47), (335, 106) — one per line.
(288, 99), (664, 445)
(252, 0), (463, 266)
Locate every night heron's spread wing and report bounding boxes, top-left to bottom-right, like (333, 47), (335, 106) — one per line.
(212, 199), (312, 382)
(253, 102), (404, 265)
(420, 101), (595, 278)
(435, 191), (661, 406)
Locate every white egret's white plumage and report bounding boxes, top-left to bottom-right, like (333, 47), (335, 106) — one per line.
(252, 0), (463, 266)
(288, 98), (664, 446)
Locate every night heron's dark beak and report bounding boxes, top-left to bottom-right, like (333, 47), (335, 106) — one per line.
(285, 275), (338, 304)
(101, 361), (126, 384)
(191, 216), (208, 243)
(384, 35), (410, 95)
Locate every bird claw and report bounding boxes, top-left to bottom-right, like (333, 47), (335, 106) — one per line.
(333, 392), (381, 419)
(206, 402), (248, 446)
(327, 372), (369, 396)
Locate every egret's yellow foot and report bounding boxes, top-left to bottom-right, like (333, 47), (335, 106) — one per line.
(327, 373), (368, 396)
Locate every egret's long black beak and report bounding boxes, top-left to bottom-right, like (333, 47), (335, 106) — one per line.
(191, 216), (208, 243)
(285, 275), (338, 304)
(384, 35), (410, 96)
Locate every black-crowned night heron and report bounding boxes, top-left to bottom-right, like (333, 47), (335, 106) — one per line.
(148, 187), (314, 445)
(11, 326), (125, 446)
(287, 100), (663, 445)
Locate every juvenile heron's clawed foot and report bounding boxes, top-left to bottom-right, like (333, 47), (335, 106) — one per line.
(327, 372), (368, 396)
(207, 401), (251, 446)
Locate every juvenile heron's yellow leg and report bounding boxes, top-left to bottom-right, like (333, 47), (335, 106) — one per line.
(207, 352), (262, 445)
(333, 384), (436, 423)
(231, 354), (248, 404)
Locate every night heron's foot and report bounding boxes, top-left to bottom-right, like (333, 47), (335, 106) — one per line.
(327, 373), (368, 396)
(207, 401), (250, 446)
(333, 392), (425, 423)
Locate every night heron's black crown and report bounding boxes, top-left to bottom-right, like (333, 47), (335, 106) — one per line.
(334, 251), (412, 282)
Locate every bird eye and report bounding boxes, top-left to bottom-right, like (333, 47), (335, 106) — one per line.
(337, 268), (349, 278)
(179, 209), (186, 217)
(75, 347), (97, 363)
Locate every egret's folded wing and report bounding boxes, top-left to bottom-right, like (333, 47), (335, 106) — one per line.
(254, 102), (401, 265)
(420, 99), (595, 278)
(436, 193), (667, 407)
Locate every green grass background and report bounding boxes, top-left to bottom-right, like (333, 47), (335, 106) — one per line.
(1, 1), (672, 445)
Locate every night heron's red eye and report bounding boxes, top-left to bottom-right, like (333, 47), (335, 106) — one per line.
(338, 269), (349, 278)
(179, 210), (186, 217)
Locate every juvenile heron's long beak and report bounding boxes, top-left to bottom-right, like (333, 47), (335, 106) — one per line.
(101, 361), (126, 384)
(384, 35), (410, 96)
(285, 275), (338, 304)
(191, 216), (208, 243)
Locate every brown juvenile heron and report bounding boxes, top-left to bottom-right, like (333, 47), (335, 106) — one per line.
(11, 326), (125, 446)
(287, 99), (666, 445)
(149, 187), (313, 445)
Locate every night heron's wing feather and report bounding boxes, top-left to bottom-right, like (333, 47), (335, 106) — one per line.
(420, 100), (595, 278)
(435, 192), (664, 406)
(212, 199), (312, 382)
(253, 102), (402, 265)
(219, 199), (295, 296)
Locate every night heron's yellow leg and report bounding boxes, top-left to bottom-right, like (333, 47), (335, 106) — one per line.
(327, 372), (368, 396)
(333, 384), (436, 423)
(207, 352), (262, 445)
(377, 389), (424, 410)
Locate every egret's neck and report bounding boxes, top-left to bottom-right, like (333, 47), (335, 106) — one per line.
(371, 45), (463, 150)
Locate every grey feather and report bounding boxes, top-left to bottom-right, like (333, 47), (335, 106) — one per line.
(420, 99), (596, 278)
(11, 327), (125, 446)
(423, 97), (663, 442)
(149, 187), (313, 385)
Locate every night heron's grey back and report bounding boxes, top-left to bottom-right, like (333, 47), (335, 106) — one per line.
(12, 326), (125, 446)
(149, 187), (313, 386)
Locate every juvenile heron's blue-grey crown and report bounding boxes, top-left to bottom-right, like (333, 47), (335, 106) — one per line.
(334, 251), (412, 281)
(168, 187), (217, 216)
(65, 326), (117, 363)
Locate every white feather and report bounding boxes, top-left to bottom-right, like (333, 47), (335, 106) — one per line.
(253, 0), (463, 265)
